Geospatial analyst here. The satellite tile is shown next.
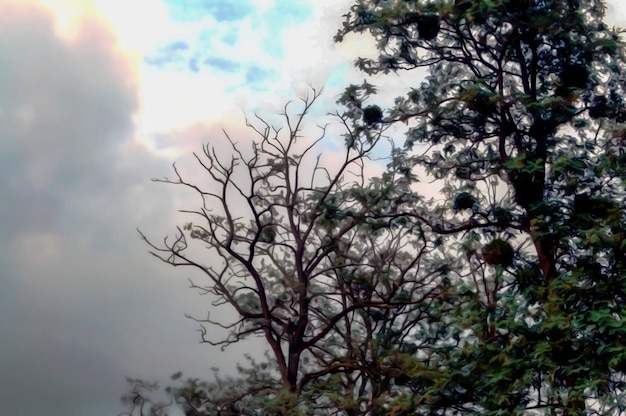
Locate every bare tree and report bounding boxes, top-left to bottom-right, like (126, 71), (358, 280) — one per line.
(135, 89), (445, 414)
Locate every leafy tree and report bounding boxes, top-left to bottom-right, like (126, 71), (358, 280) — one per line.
(337, 0), (626, 414)
(122, 89), (448, 415)
(120, 377), (171, 416)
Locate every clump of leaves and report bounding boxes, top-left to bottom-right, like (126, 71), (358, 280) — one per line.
(560, 63), (589, 89)
(460, 85), (497, 115)
(589, 96), (608, 119)
(418, 14), (440, 40)
(573, 193), (619, 226)
(363, 104), (383, 125)
(453, 192), (477, 211)
(453, 0), (472, 13)
(491, 207), (513, 224)
(482, 239), (514, 267)
(404, 12), (421, 25)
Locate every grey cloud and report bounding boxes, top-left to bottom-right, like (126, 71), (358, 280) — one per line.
(0, 3), (243, 416)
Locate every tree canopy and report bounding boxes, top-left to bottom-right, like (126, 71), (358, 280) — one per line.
(123, 90), (450, 415)
(336, 0), (626, 414)
(122, 1), (626, 415)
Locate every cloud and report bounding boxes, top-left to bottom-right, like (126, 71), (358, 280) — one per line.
(0, 2), (135, 230)
(0, 2), (219, 415)
(606, 0), (626, 27)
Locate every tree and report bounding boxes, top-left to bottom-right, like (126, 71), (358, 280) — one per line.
(124, 89), (448, 415)
(337, 0), (626, 414)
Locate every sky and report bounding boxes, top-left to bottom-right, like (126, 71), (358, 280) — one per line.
(1, 1), (626, 415)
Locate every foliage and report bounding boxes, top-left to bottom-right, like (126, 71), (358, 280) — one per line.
(336, 0), (626, 414)
(123, 89), (449, 415)
(123, 1), (626, 414)
(119, 378), (171, 416)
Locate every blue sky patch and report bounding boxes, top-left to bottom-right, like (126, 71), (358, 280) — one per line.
(220, 31), (238, 46)
(143, 41), (190, 69)
(245, 65), (274, 85)
(257, 1), (314, 60)
(205, 57), (241, 72)
(163, 41), (189, 53)
(269, 0), (312, 23)
(164, 0), (254, 22)
(188, 57), (200, 72)
(146, 0), (316, 80)
(326, 64), (349, 88)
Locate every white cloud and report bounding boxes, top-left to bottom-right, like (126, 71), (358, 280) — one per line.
(606, 0), (626, 27)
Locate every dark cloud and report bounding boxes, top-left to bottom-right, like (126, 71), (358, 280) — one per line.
(0, 0), (379, 414)
(0, 3), (237, 416)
